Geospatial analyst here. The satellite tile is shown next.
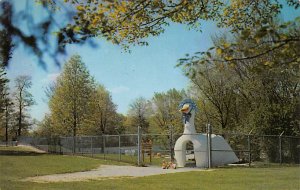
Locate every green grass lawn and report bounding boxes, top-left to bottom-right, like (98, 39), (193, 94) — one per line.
(1, 146), (299, 190)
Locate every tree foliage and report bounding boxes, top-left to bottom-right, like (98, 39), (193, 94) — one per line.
(46, 54), (121, 137)
(0, 29), (14, 66)
(0, 64), (12, 142)
(180, 24), (300, 136)
(35, 114), (54, 137)
(178, 18), (300, 68)
(49, 54), (94, 136)
(188, 64), (239, 132)
(0, 1), (67, 67)
(127, 97), (150, 133)
(1, 0), (298, 66)
(0, 64), (9, 111)
(59, 0), (222, 49)
(13, 75), (35, 137)
(150, 88), (187, 134)
(57, 0), (299, 52)
(85, 84), (119, 135)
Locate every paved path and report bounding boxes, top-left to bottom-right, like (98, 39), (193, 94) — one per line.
(24, 165), (209, 182)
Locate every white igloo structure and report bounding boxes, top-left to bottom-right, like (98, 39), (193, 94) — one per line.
(174, 99), (239, 168)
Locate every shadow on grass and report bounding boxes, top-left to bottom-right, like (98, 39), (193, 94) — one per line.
(0, 150), (46, 156)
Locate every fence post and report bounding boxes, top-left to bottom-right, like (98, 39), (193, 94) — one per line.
(137, 126), (141, 166)
(279, 131), (284, 164)
(59, 137), (62, 155)
(207, 124), (212, 169)
(103, 135), (106, 159)
(73, 136), (76, 155)
(118, 135), (121, 161)
(90, 137), (93, 157)
(248, 129), (253, 167)
(169, 125), (174, 162)
(80, 137), (83, 155)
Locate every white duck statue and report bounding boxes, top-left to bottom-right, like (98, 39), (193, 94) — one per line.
(174, 99), (239, 167)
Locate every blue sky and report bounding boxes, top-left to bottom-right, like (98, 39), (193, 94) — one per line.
(6, 1), (299, 122)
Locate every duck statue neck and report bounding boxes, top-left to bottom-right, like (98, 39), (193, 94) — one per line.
(178, 99), (198, 134)
(182, 110), (196, 134)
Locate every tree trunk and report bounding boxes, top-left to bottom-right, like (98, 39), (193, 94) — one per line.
(73, 118), (77, 154)
(5, 105), (8, 146)
(18, 107), (22, 137)
(100, 126), (105, 153)
(5, 121), (8, 146)
(17, 89), (22, 137)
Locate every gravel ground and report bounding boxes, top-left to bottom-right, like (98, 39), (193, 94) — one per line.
(24, 165), (208, 183)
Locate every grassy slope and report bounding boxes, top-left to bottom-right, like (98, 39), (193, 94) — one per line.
(0, 146), (299, 190)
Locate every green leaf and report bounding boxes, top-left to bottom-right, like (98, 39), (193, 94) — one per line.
(208, 46), (215, 51)
(216, 48), (223, 56)
(264, 61), (274, 66)
(279, 24), (288, 29)
(223, 43), (230, 48)
(225, 56), (233, 61)
(206, 52), (212, 58)
(241, 29), (251, 39)
(255, 27), (268, 39)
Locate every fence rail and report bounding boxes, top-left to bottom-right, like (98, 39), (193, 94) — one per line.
(18, 131), (300, 167)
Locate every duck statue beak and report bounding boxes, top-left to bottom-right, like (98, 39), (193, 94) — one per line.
(179, 104), (190, 113)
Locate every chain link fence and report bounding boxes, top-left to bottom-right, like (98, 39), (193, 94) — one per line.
(19, 131), (300, 167)
(219, 133), (300, 165)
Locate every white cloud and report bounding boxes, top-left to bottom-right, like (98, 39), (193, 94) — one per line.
(42, 73), (60, 84)
(109, 86), (130, 94)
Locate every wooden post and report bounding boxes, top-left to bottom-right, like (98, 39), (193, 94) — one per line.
(141, 140), (152, 164)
